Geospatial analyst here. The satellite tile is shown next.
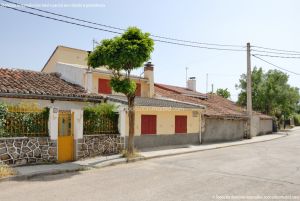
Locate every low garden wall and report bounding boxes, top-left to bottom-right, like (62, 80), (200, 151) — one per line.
(202, 118), (247, 143)
(77, 134), (123, 159)
(0, 137), (57, 165)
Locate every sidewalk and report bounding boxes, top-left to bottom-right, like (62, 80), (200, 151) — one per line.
(1, 132), (288, 182)
(140, 132), (287, 159)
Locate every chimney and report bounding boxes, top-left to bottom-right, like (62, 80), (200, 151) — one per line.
(187, 77), (196, 91)
(144, 62), (154, 98)
(85, 68), (93, 93)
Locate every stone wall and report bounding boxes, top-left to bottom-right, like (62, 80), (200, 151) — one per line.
(77, 134), (123, 159)
(0, 137), (57, 166)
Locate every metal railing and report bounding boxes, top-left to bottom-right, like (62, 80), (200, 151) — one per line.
(0, 106), (49, 137)
(83, 114), (119, 135)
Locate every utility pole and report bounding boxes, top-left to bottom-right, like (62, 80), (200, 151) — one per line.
(92, 39), (96, 50)
(211, 83), (214, 93)
(206, 73), (208, 94)
(246, 42), (252, 139)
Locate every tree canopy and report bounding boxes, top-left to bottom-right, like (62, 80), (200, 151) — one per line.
(216, 88), (231, 99)
(88, 27), (154, 96)
(236, 67), (300, 119)
(88, 27), (154, 154)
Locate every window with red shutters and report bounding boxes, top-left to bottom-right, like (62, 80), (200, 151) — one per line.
(98, 78), (112, 94)
(141, 115), (157, 135)
(175, 116), (187, 134)
(135, 83), (141, 96)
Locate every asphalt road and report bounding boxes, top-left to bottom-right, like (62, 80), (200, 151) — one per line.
(0, 130), (300, 201)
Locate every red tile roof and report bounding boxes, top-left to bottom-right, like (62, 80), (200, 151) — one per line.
(0, 68), (103, 102)
(155, 83), (207, 99)
(155, 83), (272, 119)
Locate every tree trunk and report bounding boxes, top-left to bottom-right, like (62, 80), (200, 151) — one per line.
(127, 95), (135, 154)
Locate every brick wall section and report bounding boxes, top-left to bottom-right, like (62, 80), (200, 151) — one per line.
(77, 134), (123, 159)
(0, 137), (57, 166)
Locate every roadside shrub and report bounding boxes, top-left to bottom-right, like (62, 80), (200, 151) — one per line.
(83, 103), (119, 135)
(84, 103), (117, 117)
(0, 103), (8, 136)
(0, 164), (15, 178)
(294, 114), (300, 126)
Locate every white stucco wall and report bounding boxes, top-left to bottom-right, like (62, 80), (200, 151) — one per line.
(0, 97), (92, 141)
(54, 63), (86, 87)
(72, 109), (83, 140)
(0, 97), (89, 110)
(49, 107), (58, 140)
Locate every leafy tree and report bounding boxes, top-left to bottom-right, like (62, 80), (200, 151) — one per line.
(216, 88), (231, 99)
(88, 27), (154, 154)
(236, 67), (300, 122)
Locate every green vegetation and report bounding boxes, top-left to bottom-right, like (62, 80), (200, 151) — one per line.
(84, 103), (117, 118)
(216, 88), (231, 99)
(0, 102), (49, 137)
(0, 163), (15, 178)
(293, 114), (300, 126)
(236, 67), (300, 124)
(83, 103), (119, 135)
(88, 27), (154, 154)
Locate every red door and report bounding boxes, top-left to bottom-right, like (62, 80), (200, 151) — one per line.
(98, 78), (112, 94)
(135, 83), (141, 96)
(175, 116), (187, 134)
(141, 115), (157, 135)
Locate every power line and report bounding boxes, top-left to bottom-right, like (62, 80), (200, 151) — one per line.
(252, 45), (300, 54)
(4, 0), (300, 55)
(251, 54), (300, 59)
(151, 35), (244, 48)
(0, 3), (246, 52)
(252, 54), (300, 75)
(251, 49), (300, 56)
(1, 0), (124, 31)
(0, 3), (123, 34)
(152, 39), (245, 51)
(1, 0), (245, 49)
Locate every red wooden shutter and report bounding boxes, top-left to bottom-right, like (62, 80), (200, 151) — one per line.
(98, 78), (112, 94)
(141, 115), (157, 135)
(175, 116), (187, 134)
(135, 83), (141, 96)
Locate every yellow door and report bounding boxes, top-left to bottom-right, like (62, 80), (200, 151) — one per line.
(58, 111), (74, 162)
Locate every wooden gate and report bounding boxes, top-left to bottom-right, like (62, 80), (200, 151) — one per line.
(58, 111), (74, 162)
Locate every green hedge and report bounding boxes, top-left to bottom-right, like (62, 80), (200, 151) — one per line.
(294, 114), (300, 126)
(0, 103), (49, 138)
(83, 103), (119, 135)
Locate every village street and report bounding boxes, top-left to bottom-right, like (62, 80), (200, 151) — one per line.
(0, 130), (299, 201)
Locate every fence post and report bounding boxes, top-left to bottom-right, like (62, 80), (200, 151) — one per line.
(48, 107), (58, 140)
(72, 109), (83, 160)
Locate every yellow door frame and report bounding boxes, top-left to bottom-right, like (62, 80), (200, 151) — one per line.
(57, 111), (74, 162)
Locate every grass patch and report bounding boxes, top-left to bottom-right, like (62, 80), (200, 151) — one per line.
(0, 164), (15, 178)
(121, 148), (141, 160)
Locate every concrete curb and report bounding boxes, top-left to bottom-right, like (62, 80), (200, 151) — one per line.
(0, 133), (287, 182)
(0, 159), (127, 182)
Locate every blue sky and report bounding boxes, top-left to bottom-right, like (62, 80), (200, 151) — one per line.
(1, 0), (300, 100)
